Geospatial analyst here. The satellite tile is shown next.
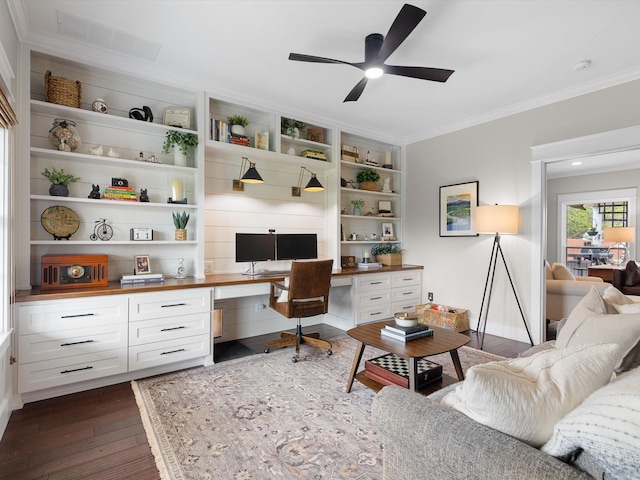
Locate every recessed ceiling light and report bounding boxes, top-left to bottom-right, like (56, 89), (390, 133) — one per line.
(571, 161), (583, 166)
(573, 60), (591, 71)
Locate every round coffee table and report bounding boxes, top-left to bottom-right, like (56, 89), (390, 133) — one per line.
(345, 320), (469, 393)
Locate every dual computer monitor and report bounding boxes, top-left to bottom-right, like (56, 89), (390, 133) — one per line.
(235, 233), (317, 263)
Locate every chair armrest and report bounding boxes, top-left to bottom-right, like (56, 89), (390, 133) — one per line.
(372, 385), (592, 480)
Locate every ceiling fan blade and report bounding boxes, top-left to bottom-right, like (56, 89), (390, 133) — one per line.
(377, 4), (427, 62)
(385, 65), (454, 82)
(289, 52), (354, 67)
(343, 77), (369, 102)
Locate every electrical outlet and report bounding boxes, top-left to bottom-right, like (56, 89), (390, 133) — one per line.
(204, 261), (214, 274)
(428, 292), (434, 302)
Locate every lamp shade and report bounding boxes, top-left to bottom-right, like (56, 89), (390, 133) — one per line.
(603, 227), (635, 243)
(476, 205), (519, 234)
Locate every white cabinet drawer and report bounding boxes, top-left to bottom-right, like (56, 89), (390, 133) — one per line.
(392, 271), (421, 288)
(129, 334), (211, 371)
(129, 312), (211, 346)
(357, 304), (393, 325)
(19, 323), (128, 364)
(129, 288), (211, 321)
(18, 348), (127, 393)
(18, 297), (128, 334)
(355, 275), (392, 292)
(357, 289), (391, 307)
(392, 286), (421, 302)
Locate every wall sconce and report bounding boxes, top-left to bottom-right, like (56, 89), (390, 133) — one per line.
(232, 156), (263, 191)
(292, 166), (324, 197)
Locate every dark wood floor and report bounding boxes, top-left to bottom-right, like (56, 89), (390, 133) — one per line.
(0, 325), (530, 479)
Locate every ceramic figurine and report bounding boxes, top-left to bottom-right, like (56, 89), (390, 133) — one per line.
(92, 98), (108, 114)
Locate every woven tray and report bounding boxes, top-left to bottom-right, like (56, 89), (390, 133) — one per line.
(45, 70), (82, 108)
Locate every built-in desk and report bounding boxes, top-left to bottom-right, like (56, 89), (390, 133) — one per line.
(13, 265), (423, 404)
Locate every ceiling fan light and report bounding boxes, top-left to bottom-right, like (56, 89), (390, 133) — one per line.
(365, 67), (383, 79)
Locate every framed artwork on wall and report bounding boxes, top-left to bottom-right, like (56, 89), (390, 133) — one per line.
(439, 181), (479, 237)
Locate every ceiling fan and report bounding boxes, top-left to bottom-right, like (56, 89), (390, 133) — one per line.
(289, 3), (454, 102)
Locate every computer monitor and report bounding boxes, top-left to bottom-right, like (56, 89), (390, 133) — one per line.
(276, 233), (318, 260)
(235, 233), (276, 274)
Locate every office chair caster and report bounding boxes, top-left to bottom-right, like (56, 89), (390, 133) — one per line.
(326, 349), (332, 356)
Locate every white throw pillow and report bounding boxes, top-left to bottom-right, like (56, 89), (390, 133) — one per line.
(542, 367), (640, 479)
(557, 286), (640, 372)
(441, 343), (619, 447)
(552, 262), (575, 280)
(276, 277), (290, 303)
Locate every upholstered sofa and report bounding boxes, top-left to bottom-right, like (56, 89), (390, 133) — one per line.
(546, 262), (607, 321)
(372, 284), (640, 480)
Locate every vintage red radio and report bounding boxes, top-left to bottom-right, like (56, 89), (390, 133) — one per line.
(40, 254), (109, 291)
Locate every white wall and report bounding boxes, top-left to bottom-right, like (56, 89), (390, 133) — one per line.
(405, 79), (640, 344)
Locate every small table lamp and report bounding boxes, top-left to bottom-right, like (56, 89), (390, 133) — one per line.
(603, 227), (635, 266)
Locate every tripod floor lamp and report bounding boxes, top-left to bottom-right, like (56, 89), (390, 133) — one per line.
(475, 204), (534, 350)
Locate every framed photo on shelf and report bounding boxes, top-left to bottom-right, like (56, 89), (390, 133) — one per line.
(134, 254), (152, 275)
(439, 181), (479, 237)
(255, 131), (269, 150)
(163, 108), (191, 129)
(381, 222), (395, 240)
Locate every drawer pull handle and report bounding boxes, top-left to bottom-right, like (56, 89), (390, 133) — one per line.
(370, 296), (382, 300)
(370, 311), (382, 316)
(61, 340), (94, 346)
(61, 366), (93, 374)
(61, 313), (95, 319)
(161, 348), (186, 356)
(161, 303), (187, 308)
(370, 281), (383, 285)
(160, 326), (186, 332)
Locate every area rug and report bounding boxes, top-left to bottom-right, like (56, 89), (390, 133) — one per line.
(132, 335), (505, 480)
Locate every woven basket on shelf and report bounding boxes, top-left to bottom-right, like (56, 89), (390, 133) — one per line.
(358, 181), (378, 191)
(45, 70), (82, 108)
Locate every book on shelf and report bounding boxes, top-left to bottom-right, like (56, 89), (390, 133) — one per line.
(381, 327), (433, 342)
(121, 273), (164, 281)
(357, 262), (382, 269)
(384, 323), (430, 336)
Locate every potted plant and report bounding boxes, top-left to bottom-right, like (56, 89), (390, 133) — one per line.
(350, 199), (365, 216)
(370, 243), (403, 266)
(163, 131), (199, 167)
(356, 168), (380, 191)
(281, 117), (307, 139)
(227, 115), (249, 136)
(41, 167), (81, 197)
(172, 211), (190, 241)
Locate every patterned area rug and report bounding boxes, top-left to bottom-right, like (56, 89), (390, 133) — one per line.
(132, 335), (505, 480)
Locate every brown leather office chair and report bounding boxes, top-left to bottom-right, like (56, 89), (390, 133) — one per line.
(264, 259), (334, 362)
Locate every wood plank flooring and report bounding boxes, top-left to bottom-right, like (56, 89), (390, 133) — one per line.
(0, 325), (530, 479)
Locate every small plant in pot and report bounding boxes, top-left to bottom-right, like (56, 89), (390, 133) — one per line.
(370, 243), (403, 266)
(163, 131), (199, 166)
(350, 199), (365, 216)
(172, 211), (190, 241)
(41, 167), (81, 197)
(227, 115), (249, 136)
(356, 168), (380, 191)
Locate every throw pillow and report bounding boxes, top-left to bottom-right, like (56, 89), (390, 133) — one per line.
(276, 277), (290, 303)
(551, 262), (575, 280)
(542, 367), (640, 479)
(441, 343), (619, 448)
(557, 286), (640, 372)
(625, 261), (640, 286)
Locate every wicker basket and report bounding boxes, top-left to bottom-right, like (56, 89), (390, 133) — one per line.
(376, 253), (403, 266)
(45, 70), (82, 108)
(359, 181), (378, 191)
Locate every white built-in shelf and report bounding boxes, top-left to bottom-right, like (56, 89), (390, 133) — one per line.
(31, 100), (198, 137)
(30, 195), (199, 209)
(30, 240), (198, 245)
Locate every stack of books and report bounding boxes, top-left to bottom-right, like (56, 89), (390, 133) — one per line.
(301, 149), (327, 161)
(104, 185), (137, 201)
(120, 273), (164, 285)
(230, 133), (250, 146)
(380, 322), (433, 342)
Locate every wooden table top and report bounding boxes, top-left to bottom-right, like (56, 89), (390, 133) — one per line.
(347, 320), (469, 358)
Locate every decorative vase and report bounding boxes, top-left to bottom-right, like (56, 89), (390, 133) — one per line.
(231, 124), (245, 136)
(175, 228), (187, 241)
(174, 148), (187, 167)
(353, 205), (361, 216)
(49, 184), (69, 197)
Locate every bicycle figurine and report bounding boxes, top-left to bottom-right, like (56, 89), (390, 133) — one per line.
(90, 218), (113, 241)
